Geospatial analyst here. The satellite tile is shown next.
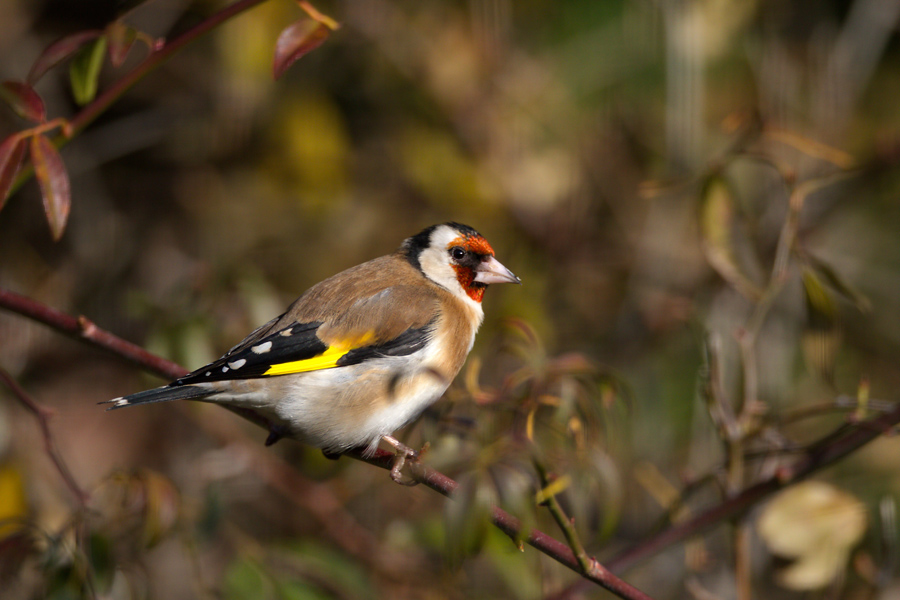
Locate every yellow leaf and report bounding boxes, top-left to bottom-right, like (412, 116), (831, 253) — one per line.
(758, 481), (866, 590)
(0, 463), (28, 537)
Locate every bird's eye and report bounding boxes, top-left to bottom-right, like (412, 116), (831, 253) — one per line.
(450, 246), (467, 260)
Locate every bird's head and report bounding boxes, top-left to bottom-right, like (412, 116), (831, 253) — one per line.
(402, 223), (520, 303)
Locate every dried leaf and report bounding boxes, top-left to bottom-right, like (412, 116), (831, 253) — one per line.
(0, 81), (46, 123)
(700, 176), (763, 300)
(69, 36), (108, 106)
(139, 470), (179, 547)
(273, 18), (331, 80)
(758, 481), (866, 590)
(27, 30), (103, 84)
(0, 135), (27, 210)
(106, 21), (138, 68)
(30, 134), (71, 240)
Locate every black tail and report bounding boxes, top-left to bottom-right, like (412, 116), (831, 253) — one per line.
(102, 384), (213, 410)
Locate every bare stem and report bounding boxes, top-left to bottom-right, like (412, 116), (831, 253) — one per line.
(9, 0), (274, 197)
(533, 457), (594, 575)
(347, 448), (655, 600)
(0, 289), (653, 600)
(606, 399), (900, 573)
(0, 366), (89, 506)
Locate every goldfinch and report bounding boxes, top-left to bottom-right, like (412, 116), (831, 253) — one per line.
(106, 223), (519, 481)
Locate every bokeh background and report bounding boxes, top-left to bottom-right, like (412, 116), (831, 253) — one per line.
(2, 0), (900, 598)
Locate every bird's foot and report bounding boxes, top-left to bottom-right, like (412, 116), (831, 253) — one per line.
(381, 435), (428, 486)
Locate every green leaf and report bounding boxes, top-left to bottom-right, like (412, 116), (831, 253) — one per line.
(279, 541), (374, 600)
(806, 253), (871, 313)
(27, 30), (102, 84)
(801, 269), (841, 383)
(69, 37), (107, 105)
(444, 471), (495, 563)
(224, 558), (271, 600)
(700, 176), (763, 300)
(30, 134), (71, 241)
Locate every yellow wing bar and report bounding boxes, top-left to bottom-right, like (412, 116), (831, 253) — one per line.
(262, 332), (375, 376)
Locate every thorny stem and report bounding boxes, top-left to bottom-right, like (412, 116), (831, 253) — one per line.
(0, 288), (653, 600)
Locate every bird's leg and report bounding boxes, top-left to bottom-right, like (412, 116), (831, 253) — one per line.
(382, 435), (421, 486)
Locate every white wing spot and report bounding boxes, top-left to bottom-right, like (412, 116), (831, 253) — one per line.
(116, 398), (130, 406)
(205, 371), (211, 377)
(252, 341), (273, 354)
(222, 366), (229, 373)
(280, 329), (292, 337)
(228, 359), (246, 370)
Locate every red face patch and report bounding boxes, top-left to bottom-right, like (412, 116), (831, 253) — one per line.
(448, 234), (493, 303)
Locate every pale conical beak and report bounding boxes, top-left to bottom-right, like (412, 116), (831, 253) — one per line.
(474, 255), (521, 285)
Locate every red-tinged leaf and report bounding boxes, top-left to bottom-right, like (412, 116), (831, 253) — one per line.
(69, 37), (108, 106)
(0, 135), (27, 210)
(0, 81), (46, 123)
(106, 21), (138, 68)
(273, 18), (331, 80)
(30, 135), (71, 241)
(27, 30), (103, 84)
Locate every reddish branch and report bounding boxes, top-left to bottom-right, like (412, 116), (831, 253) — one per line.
(10, 0), (274, 196)
(0, 287), (653, 600)
(350, 448), (653, 600)
(4, 284), (898, 596)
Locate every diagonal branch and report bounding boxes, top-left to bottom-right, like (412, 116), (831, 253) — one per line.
(0, 366), (89, 506)
(0, 287), (653, 600)
(346, 448), (654, 600)
(605, 404), (900, 573)
(9, 0), (274, 198)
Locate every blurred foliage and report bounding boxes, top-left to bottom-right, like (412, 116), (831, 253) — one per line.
(1, 0), (900, 598)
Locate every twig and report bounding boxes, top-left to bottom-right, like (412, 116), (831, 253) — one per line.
(0, 287), (185, 380)
(532, 457), (594, 575)
(0, 367), (89, 506)
(605, 399), (900, 573)
(0, 289), (653, 600)
(9, 0), (274, 197)
(346, 448), (655, 600)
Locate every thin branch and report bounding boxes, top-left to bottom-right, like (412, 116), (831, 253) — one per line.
(0, 287), (185, 380)
(533, 457), (594, 575)
(605, 400), (900, 573)
(0, 366), (89, 506)
(9, 0), (274, 197)
(0, 288), (654, 600)
(347, 448), (655, 600)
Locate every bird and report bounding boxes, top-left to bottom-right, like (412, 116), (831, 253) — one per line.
(105, 222), (520, 482)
